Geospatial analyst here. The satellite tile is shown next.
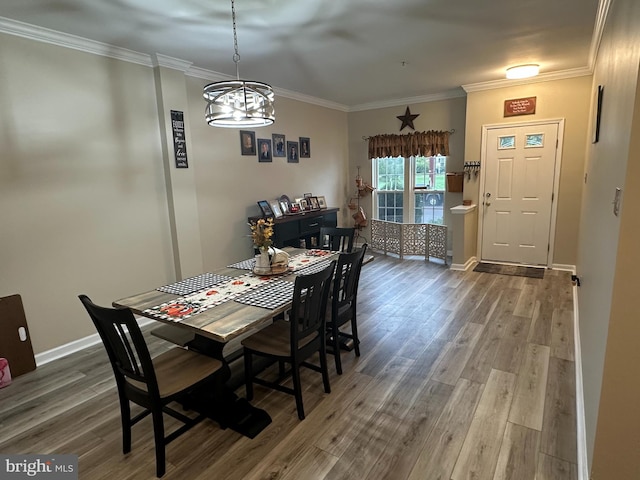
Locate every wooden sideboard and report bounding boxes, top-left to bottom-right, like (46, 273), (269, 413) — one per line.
(248, 208), (338, 248)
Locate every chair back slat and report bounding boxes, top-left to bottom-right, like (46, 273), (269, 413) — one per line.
(79, 295), (158, 393)
(333, 245), (368, 312)
(290, 262), (335, 344)
(319, 227), (355, 252)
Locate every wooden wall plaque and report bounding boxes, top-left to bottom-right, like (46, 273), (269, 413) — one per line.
(504, 97), (537, 117)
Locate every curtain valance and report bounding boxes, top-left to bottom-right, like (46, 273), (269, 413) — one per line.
(368, 130), (450, 159)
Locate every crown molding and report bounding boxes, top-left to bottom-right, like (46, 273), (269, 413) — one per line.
(462, 67), (593, 93)
(187, 65), (349, 112)
(152, 53), (192, 72)
(349, 89), (467, 112)
(0, 16), (152, 66)
(588, 0), (612, 70)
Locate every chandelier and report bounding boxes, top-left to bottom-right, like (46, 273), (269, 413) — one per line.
(203, 0), (275, 127)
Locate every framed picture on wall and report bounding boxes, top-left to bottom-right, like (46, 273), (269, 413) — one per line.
(287, 141), (299, 163)
(240, 130), (256, 155)
(272, 134), (286, 157)
(257, 138), (272, 162)
(299, 137), (310, 158)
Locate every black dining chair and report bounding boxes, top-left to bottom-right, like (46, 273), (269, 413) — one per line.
(327, 244), (368, 375)
(319, 226), (356, 252)
(79, 295), (223, 477)
(241, 261), (336, 420)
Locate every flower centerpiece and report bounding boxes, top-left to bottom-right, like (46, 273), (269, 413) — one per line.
(249, 218), (274, 274)
(249, 217), (274, 251)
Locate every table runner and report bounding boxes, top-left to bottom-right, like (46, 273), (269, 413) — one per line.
(145, 274), (277, 321)
(227, 259), (256, 270)
(294, 258), (334, 276)
(228, 249), (334, 274)
(157, 273), (233, 296)
(235, 280), (295, 310)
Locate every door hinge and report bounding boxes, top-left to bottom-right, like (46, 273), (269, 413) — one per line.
(551, 192), (554, 202)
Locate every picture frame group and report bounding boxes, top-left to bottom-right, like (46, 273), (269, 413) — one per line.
(262, 194), (327, 218)
(241, 131), (311, 162)
(296, 194), (326, 212)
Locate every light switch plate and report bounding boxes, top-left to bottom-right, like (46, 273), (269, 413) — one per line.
(613, 187), (622, 216)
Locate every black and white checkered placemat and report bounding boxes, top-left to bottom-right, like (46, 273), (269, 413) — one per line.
(295, 259), (333, 276)
(227, 259), (256, 270)
(156, 273), (233, 296)
(235, 280), (295, 310)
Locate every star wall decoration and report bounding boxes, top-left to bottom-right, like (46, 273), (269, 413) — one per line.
(396, 106), (419, 131)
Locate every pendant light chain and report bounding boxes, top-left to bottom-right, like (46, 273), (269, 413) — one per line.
(231, 0), (241, 79)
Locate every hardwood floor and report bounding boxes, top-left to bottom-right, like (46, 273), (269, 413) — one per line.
(0, 254), (578, 479)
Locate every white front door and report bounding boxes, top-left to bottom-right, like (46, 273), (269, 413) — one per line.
(481, 122), (559, 265)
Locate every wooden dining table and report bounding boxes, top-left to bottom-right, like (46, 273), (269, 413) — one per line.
(112, 247), (339, 437)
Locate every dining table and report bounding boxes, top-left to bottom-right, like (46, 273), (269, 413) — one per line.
(112, 246), (340, 437)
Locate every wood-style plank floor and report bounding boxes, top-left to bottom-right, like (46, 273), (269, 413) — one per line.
(0, 253), (578, 479)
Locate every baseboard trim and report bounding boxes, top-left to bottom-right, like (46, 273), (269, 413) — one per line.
(450, 256), (477, 271)
(551, 263), (576, 273)
(35, 317), (155, 366)
(573, 281), (589, 479)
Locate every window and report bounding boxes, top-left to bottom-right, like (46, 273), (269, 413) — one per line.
(375, 157), (404, 222)
(373, 155), (447, 224)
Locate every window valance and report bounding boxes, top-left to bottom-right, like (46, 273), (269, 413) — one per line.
(368, 130), (450, 159)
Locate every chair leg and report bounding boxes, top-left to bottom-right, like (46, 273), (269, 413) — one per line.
(351, 317), (361, 357)
(118, 393), (132, 454)
(244, 350), (254, 401)
(332, 324), (343, 375)
(291, 363), (305, 420)
(320, 344), (331, 394)
(151, 408), (166, 477)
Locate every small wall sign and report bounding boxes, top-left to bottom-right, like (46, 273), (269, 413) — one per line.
(171, 110), (188, 168)
(504, 97), (537, 117)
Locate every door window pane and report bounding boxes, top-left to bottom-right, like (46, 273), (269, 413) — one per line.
(498, 135), (516, 149)
(525, 134), (544, 147)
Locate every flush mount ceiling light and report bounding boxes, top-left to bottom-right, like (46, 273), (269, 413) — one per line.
(203, 0), (275, 128)
(506, 64), (540, 80)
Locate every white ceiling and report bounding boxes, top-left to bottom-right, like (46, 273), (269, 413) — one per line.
(0, 0), (602, 110)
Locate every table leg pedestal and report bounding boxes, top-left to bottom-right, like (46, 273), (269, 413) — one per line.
(182, 334), (272, 438)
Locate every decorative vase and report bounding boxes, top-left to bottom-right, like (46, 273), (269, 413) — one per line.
(254, 247), (272, 274)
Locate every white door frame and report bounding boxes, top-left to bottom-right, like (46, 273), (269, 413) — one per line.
(476, 118), (565, 268)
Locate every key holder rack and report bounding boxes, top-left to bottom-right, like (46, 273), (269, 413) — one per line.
(463, 161), (481, 180)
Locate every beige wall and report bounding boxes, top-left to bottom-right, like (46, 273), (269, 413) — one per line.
(592, 77), (640, 479)
(0, 34), (173, 353)
(579, 0), (640, 475)
(464, 77), (591, 266)
(347, 97), (467, 249)
(0, 33), (348, 354)
(185, 81), (349, 271)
